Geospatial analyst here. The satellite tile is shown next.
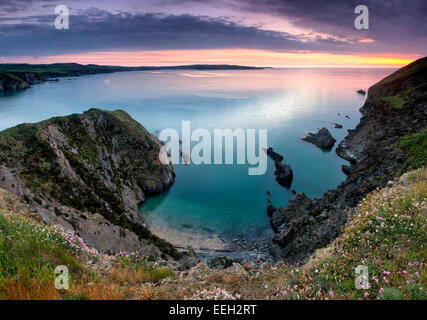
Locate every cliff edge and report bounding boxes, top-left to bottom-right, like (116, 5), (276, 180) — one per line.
(269, 57), (427, 263)
(0, 109), (178, 258)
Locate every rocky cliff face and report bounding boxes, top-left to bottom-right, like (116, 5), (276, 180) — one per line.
(0, 109), (178, 258)
(269, 57), (427, 263)
(0, 72), (31, 93)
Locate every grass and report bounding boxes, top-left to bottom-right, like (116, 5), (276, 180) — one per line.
(0, 168), (426, 300)
(397, 128), (427, 170)
(0, 109), (180, 259)
(146, 168), (427, 300)
(0, 207), (173, 300)
(270, 168), (427, 300)
(383, 95), (406, 109)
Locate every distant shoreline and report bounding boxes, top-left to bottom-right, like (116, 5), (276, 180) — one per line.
(0, 62), (265, 94)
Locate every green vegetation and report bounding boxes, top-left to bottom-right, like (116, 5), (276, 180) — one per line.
(397, 128), (427, 170)
(375, 57), (427, 87)
(0, 63), (130, 77)
(0, 168), (425, 300)
(0, 63), (262, 81)
(0, 109), (179, 259)
(383, 94), (406, 109)
(0, 208), (173, 299)
(382, 83), (427, 109)
(0, 72), (24, 82)
(270, 168), (427, 300)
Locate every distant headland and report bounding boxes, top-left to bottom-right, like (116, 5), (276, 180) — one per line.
(0, 63), (265, 94)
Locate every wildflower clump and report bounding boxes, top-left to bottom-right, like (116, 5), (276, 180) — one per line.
(186, 288), (241, 300)
(272, 168), (426, 300)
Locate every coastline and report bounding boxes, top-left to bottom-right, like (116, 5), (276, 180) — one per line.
(144, 220), (275, 263)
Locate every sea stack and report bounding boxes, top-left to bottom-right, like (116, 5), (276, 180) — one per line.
(302, 127), (336, 150)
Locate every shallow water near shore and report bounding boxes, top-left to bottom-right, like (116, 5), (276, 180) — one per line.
(0, 68), (394, 247)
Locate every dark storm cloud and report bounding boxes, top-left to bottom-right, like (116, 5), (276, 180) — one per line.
(0, 7), (366, 56)
(0, 0), (59, 13)
(227, 0), (427, 52)
(160, 0), (427, 54)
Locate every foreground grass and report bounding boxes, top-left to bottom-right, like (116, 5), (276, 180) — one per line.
(149, 168), (426, 300)
(271, 168), (426, 300)
(0, 168), (425, 300)
(0, 207), (173, 300)
(398, 128), (427, 170)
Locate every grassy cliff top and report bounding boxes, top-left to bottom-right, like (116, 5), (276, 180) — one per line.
(371, 56), (427, 109)
(0, 63), (262, 78)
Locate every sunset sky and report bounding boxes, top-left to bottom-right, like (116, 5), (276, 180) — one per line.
(0, 0), (425, 67)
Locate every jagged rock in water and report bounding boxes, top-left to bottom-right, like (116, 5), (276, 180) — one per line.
(302, 127), (336, 150)
(274, 161), (293, 187)
(266, 147), (293, 187)
(266, 147), (283, 162)
(357, 89), (367, 95)
(333, 123), (343, 129)
(269, 57), (427, 264)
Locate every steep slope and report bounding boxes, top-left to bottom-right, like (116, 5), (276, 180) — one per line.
(0, 109), (178, 258)
(2, 168), (424, 300)
(0, 72), (31, 93)
(269, 57), (427, 263)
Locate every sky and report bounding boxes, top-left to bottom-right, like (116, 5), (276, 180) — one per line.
(0, 0), (426, 67)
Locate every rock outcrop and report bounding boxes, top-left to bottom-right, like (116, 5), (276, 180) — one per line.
(270, 57), (427, 263)
(274, 162), (293, 187)
(0, 109), (179, 258)
(266, 147), (293, 187)
(0, 72), (31, 93)
(302, 127), (336, 150)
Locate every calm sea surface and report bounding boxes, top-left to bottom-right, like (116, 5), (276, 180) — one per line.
(0, 68), (394, 239)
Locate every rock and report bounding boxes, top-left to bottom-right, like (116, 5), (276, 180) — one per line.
(0, 109), (178, 259)
(341, 165), (353, 175)
(270, 57), (427, 263)
(177, 250), (200, 270)
(357, 89), (367, 95)
(345, 115), (351, 119)
(207, 256), (236, 270)
(274, 161), (293, 187)
(266, 147), (293, 187)
(302, 127), (336, 150)
(0, 72), (31, 93)
(266, 204), (276, 217)
(269, 193), (311, 233)
(333, 123), (343, 129)
(266, 147), (283, 162)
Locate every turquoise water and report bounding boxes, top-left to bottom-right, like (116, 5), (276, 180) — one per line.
(0, 68), (394, 239)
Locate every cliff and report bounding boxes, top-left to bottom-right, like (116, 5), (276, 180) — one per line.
(1, 167), (425, 300)
(0, 63), (264, 94)
(0, 109), (178, 258)
(0, 72), (31, 93)
(269, 57), (427, 263)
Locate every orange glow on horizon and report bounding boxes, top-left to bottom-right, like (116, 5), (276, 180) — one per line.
(0, 49), (417, 68)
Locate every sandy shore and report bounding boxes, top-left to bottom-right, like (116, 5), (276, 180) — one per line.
(145, 222), (233, 252)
